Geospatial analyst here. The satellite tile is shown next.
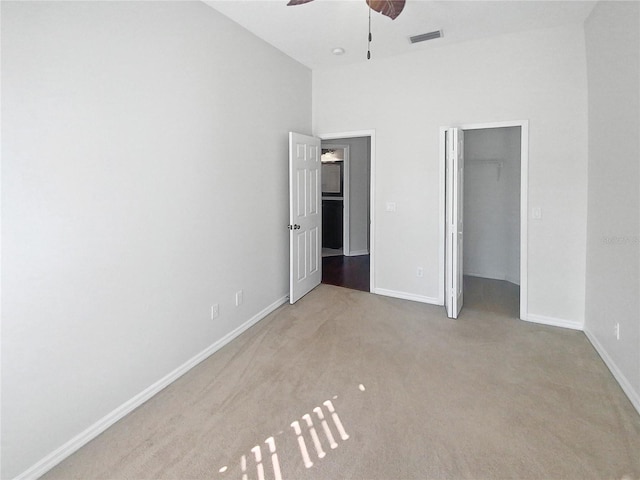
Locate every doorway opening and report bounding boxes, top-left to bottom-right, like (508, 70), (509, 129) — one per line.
(319, 133), (373, 293)
(320, 144), (350, 257)
(463, 126), (522, 319)
(440, 121), (529, 320)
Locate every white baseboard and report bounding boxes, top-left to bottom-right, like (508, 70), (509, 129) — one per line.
(464, 271), (506, 281)
(524, 313), (584, 331)
(374, 288), (441, 306)
(14, 295), (288, 480)
(505, 274), (520, 286)
(584, 328), (640, 416)
(346, 249), (369, 256)
(464, 271), (521, 286)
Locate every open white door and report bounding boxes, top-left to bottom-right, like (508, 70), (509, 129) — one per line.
(289, 132), (322, 304)
(445, 128), (464, 318)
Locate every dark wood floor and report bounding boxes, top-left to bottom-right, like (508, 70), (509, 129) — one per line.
(322, 255), (370, 292)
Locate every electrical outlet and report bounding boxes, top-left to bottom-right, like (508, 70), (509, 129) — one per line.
(235, 290), (243, 307)
(211, 304), (219, 320)
(614, 322), (620, 340)
(416, 267), (424, 278)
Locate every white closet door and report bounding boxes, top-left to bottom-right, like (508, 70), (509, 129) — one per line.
(445, 128), (464, 318)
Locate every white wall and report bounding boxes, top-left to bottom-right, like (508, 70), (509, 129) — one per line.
(1, 2), (311, 478)
(313, 24), (588, 318)
(463, 127), (521, 284)
(584, 1), (640, 412)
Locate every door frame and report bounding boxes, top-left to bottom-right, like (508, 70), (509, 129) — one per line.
(318, 130), (376, 293)
(321, 143), (350, 256)
(438, 120), (529, 319)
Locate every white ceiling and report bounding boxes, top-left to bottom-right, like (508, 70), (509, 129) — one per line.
(203, 0), (597, 70)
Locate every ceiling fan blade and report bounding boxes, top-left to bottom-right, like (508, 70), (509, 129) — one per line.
(366, 0), (405, 20)
(287, 0), (315, 5)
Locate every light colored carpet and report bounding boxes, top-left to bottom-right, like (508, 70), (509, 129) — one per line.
(43, 279), (640, 480)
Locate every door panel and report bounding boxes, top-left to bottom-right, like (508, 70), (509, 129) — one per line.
(445, 128), (464, 318)
(309, 169), (319, 215)
(309, 226), (319, 273)
(290, 132), (322, 304)
(296, 232), (307, 281)
(296, 170), (306, 217)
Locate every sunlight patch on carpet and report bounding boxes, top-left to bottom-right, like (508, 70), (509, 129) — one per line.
(218, 386), (362, 478)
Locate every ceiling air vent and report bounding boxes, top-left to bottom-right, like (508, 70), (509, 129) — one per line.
(410, 30), (443, 44)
